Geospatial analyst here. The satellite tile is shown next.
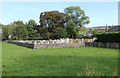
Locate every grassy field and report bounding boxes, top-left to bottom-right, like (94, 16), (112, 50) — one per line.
(2, 42), (118, 76)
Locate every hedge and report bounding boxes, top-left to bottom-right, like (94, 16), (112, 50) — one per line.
(81, 35), (93, 39)
(96, 32), (120, 43)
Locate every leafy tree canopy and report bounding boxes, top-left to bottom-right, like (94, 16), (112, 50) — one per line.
(52, 27), (67, 39)
(66, 20), (78, 38)
(64, 6), (90, 28)
(39, 11), (66, 31)
(28, 19), (37, 26)
(13, 21), (24, 25)
(15, 25), (28, 40)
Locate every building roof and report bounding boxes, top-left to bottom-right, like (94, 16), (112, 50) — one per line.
(107, 25), (120, 32)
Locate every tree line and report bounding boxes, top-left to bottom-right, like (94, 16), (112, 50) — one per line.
(2, 6), (90, 40)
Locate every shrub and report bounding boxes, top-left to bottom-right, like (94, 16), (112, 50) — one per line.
(81, 35), (93, 39)
(2, 26), (9, 40)
(96, 32), (120, 43)
(52, 27), (67, 39)
(78, 64), (103, 76)
(77, 64), (117, 76)
(15, 25), (29, 40)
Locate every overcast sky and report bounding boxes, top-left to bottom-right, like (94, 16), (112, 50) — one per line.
(0, 2), (118, 27)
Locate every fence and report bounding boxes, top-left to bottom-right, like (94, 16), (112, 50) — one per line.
(85, 42), (120, 49)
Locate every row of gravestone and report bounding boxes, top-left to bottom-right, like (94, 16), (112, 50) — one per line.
(17, 38), (96, 45)
(34, 43), (85, 48)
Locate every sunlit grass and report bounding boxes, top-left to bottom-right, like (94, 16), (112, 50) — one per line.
(2, 42), (118, 76)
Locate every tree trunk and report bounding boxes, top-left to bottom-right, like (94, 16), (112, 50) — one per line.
(72, 34), (73, 39)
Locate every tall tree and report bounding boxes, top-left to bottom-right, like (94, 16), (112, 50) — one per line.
(52, 27), (67, 39)
(13, 21), (24, 25)
(26, 25), (40, 40)
(64, 6), (90, 38)
(37, 27), (51, 40)
(28, 19), (37, 27)
(27, 19), (39, 39)
(8, 25), (16, 40)
(15, 25), (28, 40)
(2, 26), (9, 40)
(64, 6), (90, 28)
(39, 11), (66, 32)
(66, 20), (78, 38)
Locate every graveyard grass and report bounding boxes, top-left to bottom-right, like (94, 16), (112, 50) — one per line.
(2, 42), (118, 76)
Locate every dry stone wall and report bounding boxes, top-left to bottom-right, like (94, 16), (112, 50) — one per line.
(34, 43), (85, 49)
(8, 41), (34, 48)
(7, 39), (120, 49)
(7, 40), (85, 49)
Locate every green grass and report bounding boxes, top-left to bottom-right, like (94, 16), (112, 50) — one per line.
(2, 42), (118, 76)
(79, 30), (89, 34)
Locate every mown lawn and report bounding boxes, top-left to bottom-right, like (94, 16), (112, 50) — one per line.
(2, 42), (118, 76)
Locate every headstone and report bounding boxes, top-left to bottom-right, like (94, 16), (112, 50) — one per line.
(70, 39), (72, 43)
(34, 41), (37, 44)
(47, 41), (49, 44)
(66, 38), (69, 43)
(82, 38), (84, 42)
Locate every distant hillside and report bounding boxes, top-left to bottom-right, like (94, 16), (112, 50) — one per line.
(86, 26), (111, 30)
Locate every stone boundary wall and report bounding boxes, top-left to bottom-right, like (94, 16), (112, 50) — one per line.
(7, 41), (85, 49)
(8, 41), (34, 48)
(7, 41), (120, 49)
(85, 42), (120, 49)
(34, 43), (85, 49)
